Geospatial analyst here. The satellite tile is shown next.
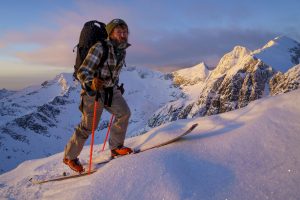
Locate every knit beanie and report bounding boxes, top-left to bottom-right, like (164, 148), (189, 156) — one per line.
(106, 19), (128, 36)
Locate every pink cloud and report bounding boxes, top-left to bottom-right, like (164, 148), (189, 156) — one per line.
(1, 3), (131, 68)
(0, 19), (80, 67)
(11, 25), (79, 67)
(16, 42), (74, 67)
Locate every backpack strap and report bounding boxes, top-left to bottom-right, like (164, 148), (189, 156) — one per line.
(97, 41), (117, 86)
(96, 41), (109, 79)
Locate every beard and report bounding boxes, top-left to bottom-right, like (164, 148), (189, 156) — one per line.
(111, 38), (129, 50)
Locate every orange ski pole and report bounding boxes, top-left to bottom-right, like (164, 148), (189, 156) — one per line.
(88, 91), (100, 174)
(101, 114), (114, 152)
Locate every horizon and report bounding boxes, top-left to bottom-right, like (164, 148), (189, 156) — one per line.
(1, 0), (300, 90)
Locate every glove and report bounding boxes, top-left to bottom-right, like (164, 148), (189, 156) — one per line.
(117, 83), (125, 95)
(91, 78), (104, 91)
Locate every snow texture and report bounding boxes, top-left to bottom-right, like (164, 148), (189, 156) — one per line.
(253, 36), (300, 72)
(0, 89), (300, 200)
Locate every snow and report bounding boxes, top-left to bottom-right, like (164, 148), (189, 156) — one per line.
(1, 36), (300, 199)
(0, 73), (77, 126)
(172, 62), (210, 100)
(120, 66), (179, 134)
(173, 62), (209, 83)
(253, 36), (300, 72)
(212, 46), (251, 78)
(1, 88), (300, 200)
(0, 67), (181, 174)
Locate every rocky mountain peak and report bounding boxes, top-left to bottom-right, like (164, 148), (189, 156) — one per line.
(212, 45), (251, 77)
(172, 62), (210, 86)
(148, 36), (300, 128)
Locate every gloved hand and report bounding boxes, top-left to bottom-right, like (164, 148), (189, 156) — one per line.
(91, 78), (104, 91)
(117, 83), (125, 95)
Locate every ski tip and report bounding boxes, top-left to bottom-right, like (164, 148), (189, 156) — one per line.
(133, 148), (141, 153)
(191, 123), (198, 129)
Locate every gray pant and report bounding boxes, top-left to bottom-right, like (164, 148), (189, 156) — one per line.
(64, 87), (131, 160)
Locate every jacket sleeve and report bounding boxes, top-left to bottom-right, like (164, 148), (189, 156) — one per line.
(77, 42), (104, 90)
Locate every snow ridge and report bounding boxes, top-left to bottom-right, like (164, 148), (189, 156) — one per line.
(252, 36), (300, 72)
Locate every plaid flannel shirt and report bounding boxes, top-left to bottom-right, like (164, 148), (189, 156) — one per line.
(77, 40), (129, 89)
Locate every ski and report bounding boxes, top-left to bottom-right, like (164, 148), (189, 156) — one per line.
(30, 169), (97, 185)
(134, 123), (198, 153)
(30, 123), (198, 184)
(94, 123), (198, 164)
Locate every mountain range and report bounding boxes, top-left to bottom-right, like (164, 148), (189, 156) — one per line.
(0, 36), (299, 174)
(149, 36), (300, 127)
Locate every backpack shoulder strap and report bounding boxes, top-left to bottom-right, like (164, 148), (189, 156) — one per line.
(96, 41), (108, 79)
(99, 41), (108, 67)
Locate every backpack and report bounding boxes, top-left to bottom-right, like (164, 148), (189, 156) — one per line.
(73, 20), (108, 81)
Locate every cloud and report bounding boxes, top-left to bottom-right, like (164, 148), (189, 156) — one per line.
(127, 26), (278, 70)
(0, 1), (296, 73)
(0, 20), (279, 72)
(0, 2), (131, 68)
(0, 59), (70, 90)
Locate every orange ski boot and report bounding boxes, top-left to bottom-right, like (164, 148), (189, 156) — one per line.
(63, 157), (84, 173)
(111, 146), (133, 158)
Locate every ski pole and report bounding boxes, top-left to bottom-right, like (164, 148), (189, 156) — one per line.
(88, 91), (100, 174)
(101, 84), (123, 151)
(101, 114), (114, 152)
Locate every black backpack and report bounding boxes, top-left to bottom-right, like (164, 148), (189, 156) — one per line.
(73, 20), (108, 81)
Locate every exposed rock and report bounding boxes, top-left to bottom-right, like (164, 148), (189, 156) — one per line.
(0, 127), (29, 143)
(148, 43), (300, 127)
(270, 64), (300, 95)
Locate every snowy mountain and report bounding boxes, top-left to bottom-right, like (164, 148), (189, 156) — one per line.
(0, 89), (15, 100)
(0, 88), (299, 200)
(0, 74), (82, 173)
(252, 36), (300, 72)
(172, 62), (210, 86)
(0, 67), (181, 174)
(148, 36), (300, 127)
(1, 36), (300, 175)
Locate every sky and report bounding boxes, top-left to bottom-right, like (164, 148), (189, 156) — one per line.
(0, 0), (300, 90)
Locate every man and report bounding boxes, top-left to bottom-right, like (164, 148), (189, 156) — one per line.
(63, 19), (132, 172)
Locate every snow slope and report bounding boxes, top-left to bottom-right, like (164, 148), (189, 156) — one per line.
(1, 89), (300, 200)
(253, 36), (300, 72)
